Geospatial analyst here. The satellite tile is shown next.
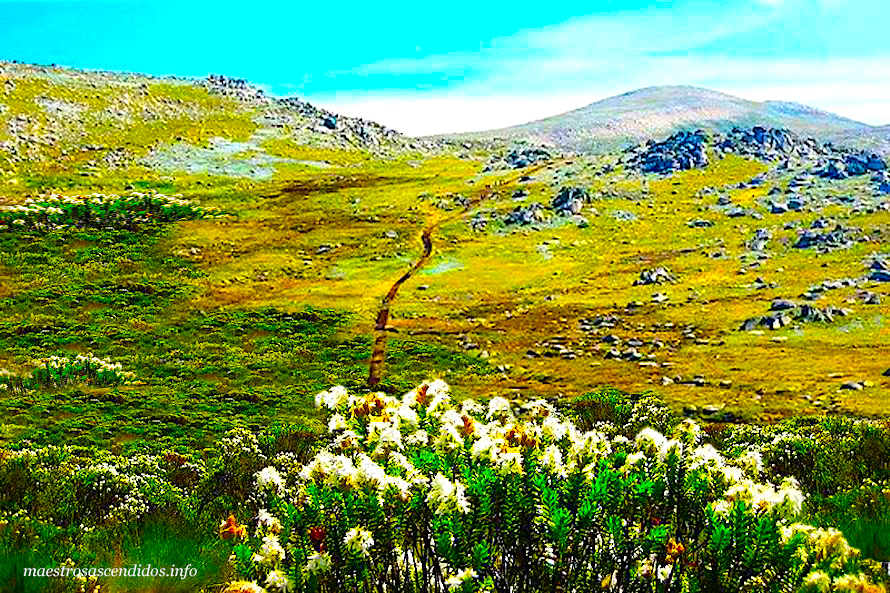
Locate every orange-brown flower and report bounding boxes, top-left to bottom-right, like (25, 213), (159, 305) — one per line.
(458, 414), (475, 437)
(416, 383), (431, 406)
(369, 396), (385, 414)
(520, 433), (538, 450)
(219, 515), (247, 540)
(309, 526), (327, 552)
(505, 426), (522, 446)
(665, 538), (685, 564)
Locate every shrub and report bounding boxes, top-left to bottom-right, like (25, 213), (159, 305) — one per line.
(0, 191), (223, 233)
(221, 382), (886, 593)
(569, 388), (677, 436)
(0, 353), (135, 394)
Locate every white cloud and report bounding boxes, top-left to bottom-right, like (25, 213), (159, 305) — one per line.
(309, 92), (597, 136)
(311, 56), (890, 135)
(307, 0), (889, 133)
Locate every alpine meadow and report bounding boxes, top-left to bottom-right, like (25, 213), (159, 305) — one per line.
(0, 38), (889, 593)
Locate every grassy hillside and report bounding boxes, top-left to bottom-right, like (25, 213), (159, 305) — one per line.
(0, 64), (888, 592)
(1, 64), (888, 444)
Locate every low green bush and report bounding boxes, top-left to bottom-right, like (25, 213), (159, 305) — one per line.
(0, 192), (222, 233)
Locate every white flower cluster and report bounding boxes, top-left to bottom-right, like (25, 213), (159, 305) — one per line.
(223, 381), (879, 593)
(33, 353), (136, 380)
(218, 427), (266, 465)
(1, 445), (206, 529)
(0, 191), (223, 232)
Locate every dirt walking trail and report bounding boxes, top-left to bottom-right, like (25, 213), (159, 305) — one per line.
(367, 164), (550, 386)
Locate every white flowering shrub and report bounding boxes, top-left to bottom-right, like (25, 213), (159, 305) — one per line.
(570, 388), (677, 437)
(710, 417), (890, 500)
(0, 353), (135, 394)
(0, 191), (223, 233)
(220, 381), (887, 593)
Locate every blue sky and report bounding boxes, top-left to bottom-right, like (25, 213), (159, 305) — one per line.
(0, 0), (887, 135)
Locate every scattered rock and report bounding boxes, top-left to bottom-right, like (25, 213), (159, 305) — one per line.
(552, 186), (591, 216)
(633, 267), (677, 286)
(687, 218), (714, 228)
(487, 146), (551, 170)
(770, 298), (796, 311)
(625, 130), (709, 173)
(748, 228), (771, 252)
(610, 210), (637, 222)
(504, 202), (546, 226)
(701, 403), (725, 415)
(793, 225), (860, 252)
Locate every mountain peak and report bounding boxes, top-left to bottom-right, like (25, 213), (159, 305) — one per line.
(440, 86), (877, 153)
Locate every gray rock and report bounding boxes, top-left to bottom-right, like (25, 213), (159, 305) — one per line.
(634, 267), (677, 286)
(504, 202), (546, 226)
(748, 229), (771, 252)
(627, 130), (709, 173)
(701, 403), (725, 415)
(622, 348), (643, 362)
(552, 186), (591, 215)
(687, 219), (714, 228)
(611, 210), (637, 222)
(770, 299), (796, 311)
(740, 318), (760, 331)
(840, 381), (863, 391)
(762, 313), (791, 330)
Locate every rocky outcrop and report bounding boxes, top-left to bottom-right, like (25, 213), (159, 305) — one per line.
(816, 151), (887, 180)
(633, 267), (677, 286)
(715, 126), (822, 161)
(870, 259), (890, 282)
(485, 146), (552, 171)
(793, 224), (861, 252)
(740, 304), (850, 330)
(203, 74), (268, 103)
(504, 202), (546, 226)
(625, 126), (888, 176)
(551, 186), (591, 215)
(872, 171), (890, 194)
(625, 130), (708, 173)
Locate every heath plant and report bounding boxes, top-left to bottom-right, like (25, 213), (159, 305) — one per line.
(220, 381), (887, 593)
(0, 353), (136, 394)
(0, 191), (223, 233)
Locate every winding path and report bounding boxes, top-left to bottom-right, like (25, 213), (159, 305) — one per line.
(367, 164), (549, 386)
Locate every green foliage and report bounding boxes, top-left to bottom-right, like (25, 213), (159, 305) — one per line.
(0, 192), (220, 233)
(570, 387), (677, 436)
(221, 383), (887, 593)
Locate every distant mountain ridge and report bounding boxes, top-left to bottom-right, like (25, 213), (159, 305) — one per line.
(435, 86), (888, 154)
